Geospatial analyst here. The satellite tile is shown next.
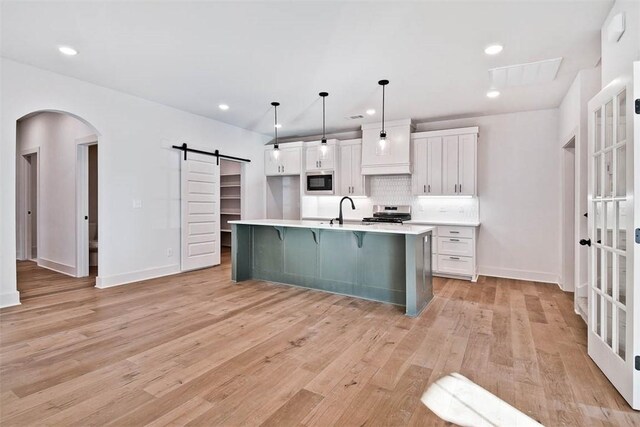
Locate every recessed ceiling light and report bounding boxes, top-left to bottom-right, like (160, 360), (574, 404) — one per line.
(484, 44), (503, 55)
(366, 109), (376, 115)
(218, 104), (229, 111)
(486, 90), (500, 98)
(274, 123), (282, 129)
(58, 46), (78, 56)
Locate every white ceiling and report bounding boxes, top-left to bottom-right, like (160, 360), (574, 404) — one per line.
(1, 1), (611, 138)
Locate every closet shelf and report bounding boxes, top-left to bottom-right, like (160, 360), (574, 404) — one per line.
(221, 211), (241, 215)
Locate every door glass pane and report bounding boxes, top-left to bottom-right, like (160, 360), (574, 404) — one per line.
(603, 202), (613, 246)
(617, 255), (626, 305)
(595, 154), (602, 198)
(595, 291), (602, 337)
(595, 247), (602, 291)
(604, 100), (613, 148)
(604, 151), (613, 197)
(605, 251), (613, 297)
(616, 201), (627, 251)
(595, 108), (602, 151)
(605, 299), (613, 347)
(616, 145), (626, 197)
(617, 307), (626, 360)
(617, 90), (626, 142)
(595, 202), (603, 244)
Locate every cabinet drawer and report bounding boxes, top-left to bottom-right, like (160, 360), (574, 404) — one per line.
(437, 255), (473, 276)
(437, 237), (473, 257)
(438, 226), (473, 238)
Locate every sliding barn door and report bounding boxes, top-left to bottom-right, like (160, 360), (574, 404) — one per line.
(586, 73), (637, 409)
(181, 151), (221, 271)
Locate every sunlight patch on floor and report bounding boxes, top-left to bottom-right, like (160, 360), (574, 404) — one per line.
(421, 373), (543, 427)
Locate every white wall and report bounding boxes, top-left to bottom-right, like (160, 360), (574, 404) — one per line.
(1, 58), (269, 307)
(415, 110), (561, 284)
(601, 0), (639, 86)
(16, 112), (96, 274)
(557, 68), (601, 292)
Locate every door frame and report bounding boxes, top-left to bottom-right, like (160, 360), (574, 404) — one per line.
(18, 147), (40, 262)
(561, 135), (577, 293)
(76, 134), (98, 278)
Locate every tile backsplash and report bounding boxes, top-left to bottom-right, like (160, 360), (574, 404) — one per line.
(302, 175), (479, 223)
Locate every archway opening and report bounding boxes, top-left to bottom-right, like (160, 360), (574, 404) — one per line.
(15, 110), (101, 301)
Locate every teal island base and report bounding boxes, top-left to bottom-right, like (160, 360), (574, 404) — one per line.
(231, 221), (433, 316)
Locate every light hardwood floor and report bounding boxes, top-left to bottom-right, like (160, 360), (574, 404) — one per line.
(1, 252), (639, 426)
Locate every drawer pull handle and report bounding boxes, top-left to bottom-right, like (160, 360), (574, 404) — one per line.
(449, 231), (460, 234)
(449, 238), (459, 242)
(449, 257), (460, 260)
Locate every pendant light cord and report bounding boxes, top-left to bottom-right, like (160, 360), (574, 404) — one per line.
(322, 96), (325, 139)
(381, 83), (385, 133)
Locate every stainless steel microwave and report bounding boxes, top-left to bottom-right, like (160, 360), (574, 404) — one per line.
(305, 172), (334, 195)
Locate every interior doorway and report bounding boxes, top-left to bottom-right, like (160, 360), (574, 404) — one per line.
(15, 111), (101, 302)
(76, 136), (99, 278)
(20, 149), (39, 261)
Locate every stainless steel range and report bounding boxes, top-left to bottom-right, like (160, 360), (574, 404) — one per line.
(362, 205), (411, 224)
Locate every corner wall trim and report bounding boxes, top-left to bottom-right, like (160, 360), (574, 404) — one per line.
(38, 258), (77, 277)
(0, 291), (21, 309)
(95, 264), (181, 289)
(477, 266), (560, 285)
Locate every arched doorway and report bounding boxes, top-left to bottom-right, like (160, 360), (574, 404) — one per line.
(15, 110), (102, 301)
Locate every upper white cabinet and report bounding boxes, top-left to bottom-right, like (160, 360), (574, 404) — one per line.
(361, 119), (415, 175)
(411, 127), (478, 196)
(339, 139), (369, 196)
(412, 137), (443, 195)
(305, 139), (337, 171)
(264, 142), (302, 176)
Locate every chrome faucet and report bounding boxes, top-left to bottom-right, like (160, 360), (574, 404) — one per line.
(338, 196), (356, 225)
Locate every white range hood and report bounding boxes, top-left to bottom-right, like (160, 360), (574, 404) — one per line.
(360, 119), (415, 175)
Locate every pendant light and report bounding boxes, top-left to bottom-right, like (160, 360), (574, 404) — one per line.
(271, 101), (280, 160)
(319, 92), (329, 155)
(378, 79), (389, 150)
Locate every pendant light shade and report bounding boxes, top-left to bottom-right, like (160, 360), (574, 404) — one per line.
(378, 79), (389, 150)
(319, 92), (328, 155)
(271, 101), (280, 159)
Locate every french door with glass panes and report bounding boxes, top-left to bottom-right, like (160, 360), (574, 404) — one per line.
(586, 73), (637, 409)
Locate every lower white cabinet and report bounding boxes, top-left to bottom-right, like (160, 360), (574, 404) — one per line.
(424, 224), (477, 281)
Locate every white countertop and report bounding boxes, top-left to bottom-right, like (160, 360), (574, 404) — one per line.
(405, 220), (480, 227)
(301, 216), (480, 227)
(229, 219), (435, 235)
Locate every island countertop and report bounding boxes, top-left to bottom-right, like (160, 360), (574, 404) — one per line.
(228, 219), (435, 236)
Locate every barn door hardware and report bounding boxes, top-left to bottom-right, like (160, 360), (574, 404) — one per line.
(172, 143), (251, 165)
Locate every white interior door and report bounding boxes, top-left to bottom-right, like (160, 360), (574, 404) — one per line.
(181, 151), (220, 271)
(586, 74), (637, 409)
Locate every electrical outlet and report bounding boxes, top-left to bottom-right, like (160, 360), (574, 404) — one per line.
(166, 248), (173, 257)
(132, 199), (142, 209)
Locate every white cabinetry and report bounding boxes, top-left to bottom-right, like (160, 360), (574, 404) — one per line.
(305, 140), (337, 171)
(428, 225), (478, 280)
(264, 143), (302, 176)
(339, 139), (368, 196)
(412, 127), (478, 196)
(412, 137), (443, 195)
(361, 119), (415, 175)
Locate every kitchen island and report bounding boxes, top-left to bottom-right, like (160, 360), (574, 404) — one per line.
(229, 219), (434, 316)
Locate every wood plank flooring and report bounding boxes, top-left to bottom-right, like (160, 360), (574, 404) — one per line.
(1, 253), (639, 426)
(16, 260), (96, 300)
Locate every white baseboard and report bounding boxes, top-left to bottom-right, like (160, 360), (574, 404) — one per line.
(96, 264), (180, 289)
(0, 291), (21, 308)
(38, 258), (77, 277)
(478, 266), (560, 285)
